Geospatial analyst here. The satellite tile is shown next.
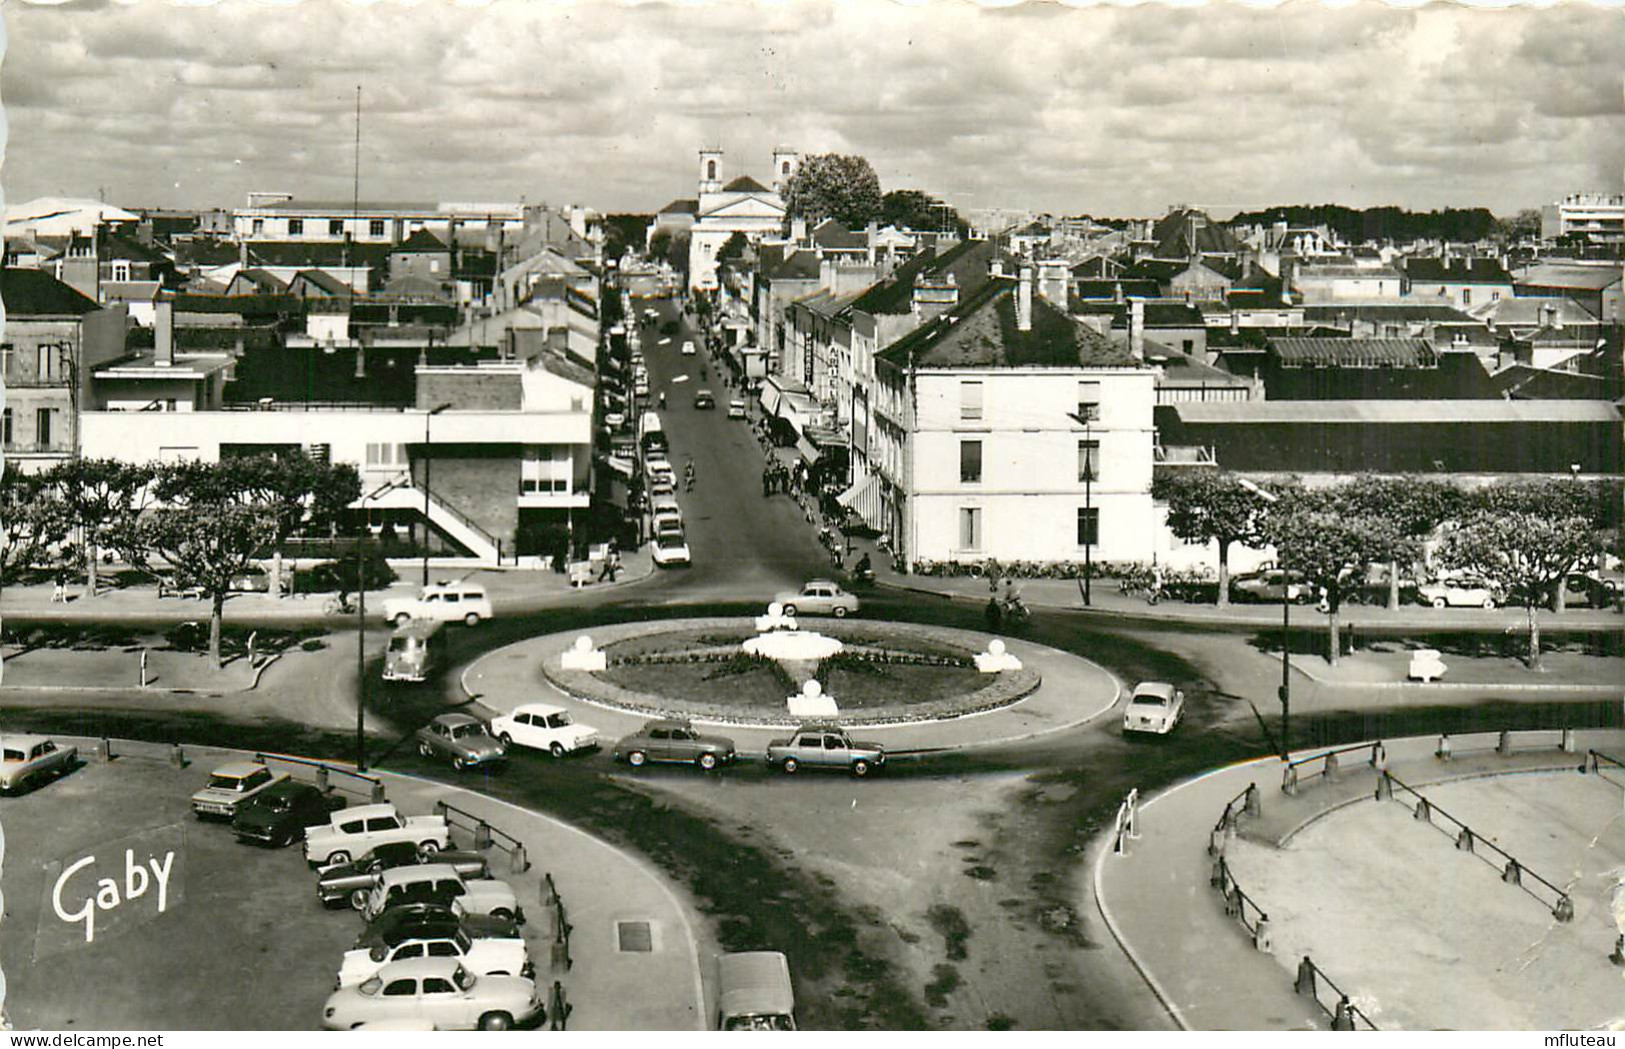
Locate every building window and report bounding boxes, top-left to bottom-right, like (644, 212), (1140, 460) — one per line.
(959, 380), (983, 420)
(1462, 288), (1472, 306)
(36, 407), (53, 447)
(1, 344), (12, 378)
(369, 219), (386, 237)
(252, 218), (265, 235)
(1076, 381), (1101, 423)
(1077, 507), (1100, 547)
(111, 261), (131, 282)
(330, 219), (345, 236)
(1, 408), (11, 445)
(36, 345), (57, 382)
(288, 219), (304, 236)
(959, 507), (982, 551)
(1078, 439), (1099, 482)
(1492, 290), (1502, 302)
(960, 440), (983, 484)
(707, 160), (717, 181)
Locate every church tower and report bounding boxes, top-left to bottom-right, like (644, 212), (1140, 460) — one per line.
(771, 147), (799, 196)
(698, 148), (724, 196)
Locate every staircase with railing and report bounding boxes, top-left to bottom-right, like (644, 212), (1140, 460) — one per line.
(358, 475), (502, 562)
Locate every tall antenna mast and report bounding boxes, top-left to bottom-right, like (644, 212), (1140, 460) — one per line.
(348, 85), (361, 275)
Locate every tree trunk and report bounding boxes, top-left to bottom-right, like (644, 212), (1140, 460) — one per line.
(1552, 577), (1566, 614)
(271, 549), (286, 599)
(1527, 603), (1543, 672)
(210, 592), (225, 670)
(1326, 605), (1342, 667)
(1216, 541), (1231, 608)
(1387, 559), (1401, 611)
(85, 542), (99, 599)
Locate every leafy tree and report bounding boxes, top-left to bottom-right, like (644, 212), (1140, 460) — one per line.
(1327, 476), (1467, 609)
(1151, 471), (1271, 607)
(0, 472), (72, 584)
(783, 153), (883, 229)
(716, 232), (751, 264)
(882, 190), (965, 234)
(1469, 478), (1620, 611)
(140, 502), (278, 668)
(43, 459), (156, 598)
(648, 228), (673, 263)
(1499, 208), (1542, 242)
(601, 213), (653, 261)
(665, 231), (691, 279)
(1436, 510), (1596, 671)
(1266, 500), (1414, 666)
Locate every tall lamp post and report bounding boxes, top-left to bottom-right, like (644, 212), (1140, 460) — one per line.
(355, 531), (368, 771)
(1067, 411), (1095, 606)
(1238, 478), (1289, 759)
(421, 402), (452, 586)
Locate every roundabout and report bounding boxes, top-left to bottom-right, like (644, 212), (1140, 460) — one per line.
(462, 615), (1123, 749)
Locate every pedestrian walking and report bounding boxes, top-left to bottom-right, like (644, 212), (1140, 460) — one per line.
(985, 596), (1003, 632)
(762, 469), (772, 497)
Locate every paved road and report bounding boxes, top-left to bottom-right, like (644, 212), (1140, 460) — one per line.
(633, 298), (831, 602)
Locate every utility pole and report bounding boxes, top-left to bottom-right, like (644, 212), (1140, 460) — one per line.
(355, 533), (367, 772)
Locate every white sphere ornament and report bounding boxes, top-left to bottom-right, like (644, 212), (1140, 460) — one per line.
(575, 635), (594, 653)
(802, 680), (822, 698)
(768, 602), (784, 617)
(988, 639), (1006, 656)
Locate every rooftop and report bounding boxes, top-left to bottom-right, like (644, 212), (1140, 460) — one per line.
(1267, 337), (1436, 368)
(0, 267), (101, 316)
(1405, 257), (1514, 284)
(1162, 399), (1620, 424)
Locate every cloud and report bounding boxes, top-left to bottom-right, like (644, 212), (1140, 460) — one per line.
(2, 0), (1621, 216)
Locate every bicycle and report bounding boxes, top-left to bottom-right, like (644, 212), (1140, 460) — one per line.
(323, 594), (358, 616)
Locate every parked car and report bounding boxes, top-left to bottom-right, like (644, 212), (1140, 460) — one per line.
(337, 927), (533, 988)
(774, 580), (860, 618)
(0, 735), (78, 794)
(1122, 682), (1185, 735)
(192, 761), (291, 821)
(693, 388), (716, 409)
(321, 958), (543, 1031)
(727, 399), (747, 420)
(354, 903), (522, 955)
(635, 377), (651, 398)
(649, 475), (677, 498)
(613, 719), (737, 770)
(1418, 575), (1502, 610)
(651, 533), (692, 567)
(381, 582), (494, 628)
(229, 565), (273, 593)
(304, 802), (451, 868)
(487, 703), (599, 758)
(414, 713), (506, 772)
(603, 411), (627, 431)
(653, 513), (685, 538)
(233, 780), (346, 847)
(1230, 569), (1315, 604)
(645, 456), (675, 483)
(319, 842), (491, 910)
(765, 725), (885, 777)
(1562, 571), (1619, 609)
(651, 492), (681, 518)
(717, 951), (797, 1031)
(358, 864), (522, 924)
(681, 340), (697, 356)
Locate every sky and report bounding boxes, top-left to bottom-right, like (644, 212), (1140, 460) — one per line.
(2, 0), (1622, 220)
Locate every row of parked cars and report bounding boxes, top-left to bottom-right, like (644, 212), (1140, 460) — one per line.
(187, 759), (547, 1030)
(1229, 566), (1622, 610)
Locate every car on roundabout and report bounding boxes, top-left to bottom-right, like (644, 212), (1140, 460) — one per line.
(233, 779), (346, 847)
(652, 532), (692, 567)
(774, 580), (860, 618)
(1122, 681), (1185, 735)
(319, 842), (492, 910)
(613, 719), (737, 770)
(321, 957), (543, 1031)
(765, 725), (885, 777)
(487, 703), (599, 758)
(381, 582), (494, 628)
(1418, 574), (1503, 610)
(0, 734), (78, 794)
(414, 713), (507, 772)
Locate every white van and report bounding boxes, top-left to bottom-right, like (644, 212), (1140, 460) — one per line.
(382, 620), (447, 682)
(717, 952), (796, 1030)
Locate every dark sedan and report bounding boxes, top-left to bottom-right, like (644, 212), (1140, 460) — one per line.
(234, 780), (346, 848)
(353, 902), (523, 953)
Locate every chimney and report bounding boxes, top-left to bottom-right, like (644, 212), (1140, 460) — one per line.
(791, 217), (808, 243)
(1552, 304), (1564, 331)
(866, 220), (878, 268)
(1229, 308), (1240, 335)
(238, 239), (249, 269)
(1113, 281), (1124, 304)
(1129, 298), (1145, 360)
(1543, 303), (1556, 329)
(155, 300), (174, 367)
(1017, 266), (1034, 332)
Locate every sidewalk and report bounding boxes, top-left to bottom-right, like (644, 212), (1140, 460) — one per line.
(1090, 728), (1625, 1030)
(0, 549), (656, 624)
(848, 537), (1625, 634)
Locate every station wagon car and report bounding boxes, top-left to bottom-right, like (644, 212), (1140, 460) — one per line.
(773, 580), (860, 618)
(304, 803), (451, 868)
(1123, 682), (1185, 735)
(612, 719), (737, 770)
(321, 958), (542, 1031)
(318, 842), (490, 910)
(357, 864), (522, 924)
(487, 703), (599, 758)
(191, 761), (290, 821)
(381, 583), (494, 628)
(1418, 575), (1503, 610)
(765, 725), (885, 777)
(414, 713), (506, 772)
(0, 735), (77, 794)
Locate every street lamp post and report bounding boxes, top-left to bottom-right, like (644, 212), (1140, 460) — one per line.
(1238, 477), (1289, 759)
(421, 403), (452, 586)
(1067, 411), (1095, 607)
(355, 532), (367, 771)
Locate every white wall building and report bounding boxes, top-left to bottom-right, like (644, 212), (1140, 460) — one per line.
(686, 148), (794, 292)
